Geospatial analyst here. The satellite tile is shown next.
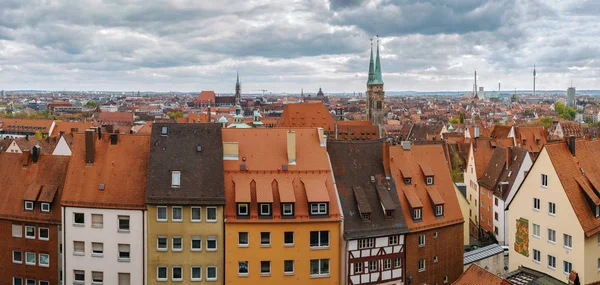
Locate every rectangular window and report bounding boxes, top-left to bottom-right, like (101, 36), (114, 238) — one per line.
(25, 252), (36, 265)
(191, 207), (202, 222)
(355, 262), (363, 273)
(282, 203), (294, 216)
(206, 207), (217, 222)
(533, 249), (541, 263)
(13, 277), (22, 285)
(92, 214), (103, 228)
(284, 260), (295, 275)
(74, 241), (85, 255)
(310, 203), (328, 215)
(238, 232), (248, 246)
(384, 259), (392, 269)
(394, 258), (401, 268)
(118, 244), (130, 261)
(541, 174), (548, 187)
(191, 236), (202, 251)
(359, 238), (374, 249)
(157, 206), (167, 221)
(12, 250), (22, 264)
(495, 212), (499, 221)
(563, 234), (572, 249)
(413, 208), (422, 220)
(548, 229), (556, 243)
(533, 224), (540, 237)
(25, 201), (34, 211)
(191, 266), (202, 281)
(92, 242), (104, 257)
(206, 236), (217, 251)
(261, 232), (270, 246)
(418, 234), (426, 247)
(284, 232), (294, 246)
(74, 270), (85, 282)
(435, 205), (444, 216)
(238, 261), (249, 276)
(549, 202), (556, 216)
(172, 237), (182, 251)
(157, 266), (168, 281)
(369, 260), (377, 271)
(533, 198), (540, 211)
(172, 266), (182, 281)
(564, 261), (572, 274)
(310, 231), (329, 248)
(261, 261), (271, 275)
(389, 235), (399, 245)
(157, 236), (168, 251)
(25, 226), (35, 239)
(310, 259), (330, 276)
(12, 224), (22, 238)
(548, 255), (556, 269)
(39, 253), (49, 267)
(418, 259), (426, 272)
(206, 266), (217, 281)
(74, 213), (85, 225)
(161, 126), (168, 136)
(426, 177), (434, 185)
(238, 204), (249, 216)
(259, 204), (271, 216)
(41, 202), (50, 213)
(172, 207), (182, 222)
(118, 273), (130, 285)
(171, 171), (181, 187)
(118, 216), (130, 232)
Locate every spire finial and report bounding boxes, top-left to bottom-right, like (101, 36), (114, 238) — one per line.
(373, 35), (383, 85)
(367, 38), (375, 85)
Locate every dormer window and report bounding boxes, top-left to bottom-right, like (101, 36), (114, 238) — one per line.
(310, 203), (328, 216)
(171, 171), (181, 188)
(435, 205), (444, 217)
(237, 203), (249, 216)
(386, 210), (394, 218)
(41, 203), (50, 213)
(404, 178), (411, 185)
(596, 206), (600, 218)
(426, 177), (434, 185)
(259, 204), (271, 216)
(161, 126), (168, 136)
(362, 213), (371, 221)
(413, 208), (422, 220)
(282, 203), (294, 217)
(24, 201), (34, 211)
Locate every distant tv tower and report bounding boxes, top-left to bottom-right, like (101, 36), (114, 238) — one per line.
(533, 64), (536, 96)
(473, 70), (477, 97)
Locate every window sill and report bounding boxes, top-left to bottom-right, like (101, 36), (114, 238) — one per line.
(157, 248), (168, 252)
(260, 273), (271, 277)
(238, 244), (249, 248)
(91, 225), (103, 229)
(118, 229), (130, 233)
(12, 261), (22, 264)
(191, 249), (202, 252)
(548, 213), (556, 217)
(310, 274), (330, 279)
(418, 269), (426, 273)
(206, 248), (217, 252)
(25, 236), (35, 240)
(118, 258), (130, 262)
(284, 272), (295, 276)
(533, 260), (540, 264)
(563, 246), (572, 250)
(26, 262), (36, 266)
(260, 244), (271, 248)
(206, 278), (217, 282)
(172, 220), (183, 223)
(157, 219), (168, 222)
(418, 245), (425, 248)
(172, 279), (183, 282)
(284, 243), (294, 247)
(309, 246), (330, 250)
(156, 279), (168, 282)
(74, 281), (85, 285)
(191, 220), (202, 223)
(238, 274), (248, 277)
(73, 252), (85, 256)
(73, 224), (84, 227)
(547, 241), (556, 245)
(39, 238), (49, 241)
(191, 279), (202, 281)
(172, 249), (183, 252)
(548, 266), (556, 271)
(541, 185), (548, 189)
(40, 264), (49, 267)
(206, 220), (217, 223)
(92, 253), (104, 257)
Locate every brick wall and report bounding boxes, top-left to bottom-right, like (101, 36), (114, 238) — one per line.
(405, 223), (463, 285)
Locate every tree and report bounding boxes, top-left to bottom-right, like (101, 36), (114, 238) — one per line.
(534, 116), (553, 129)
(86, 101), (97, 107)
(449, 118), (459, 124)
(35, 130), (43, 140)
(167, 111), (183, 119)
(450, 152), (464, 182)
(459, 113), (465, 124)
(554, 102), (576, 120)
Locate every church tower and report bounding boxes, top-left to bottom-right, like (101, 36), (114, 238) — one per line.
(366, 37), (385, 125)
(235, 71), (241, 104)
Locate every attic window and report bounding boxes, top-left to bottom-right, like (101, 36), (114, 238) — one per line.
(362, 213), (371, 221)
(41, 203), (50, 213)
(171, 171), (181, 188)
(413, 208), (422, 220)
(404, 178), (411, 185)
(99, 184), (105, 191)
(161, 126), (168, 136)
(24, 201), (34, 211)
(435, 205), (444, 217)
(196, 145), (202, 152)
(386, 210), (394, 218)
(596, 206), (600, 218)
(426, 177), (434, 185)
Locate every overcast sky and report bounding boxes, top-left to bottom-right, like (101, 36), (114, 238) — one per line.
(0, 0), (598, 93)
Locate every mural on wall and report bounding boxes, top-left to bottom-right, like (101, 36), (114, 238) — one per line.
(514, 218), (529, 257)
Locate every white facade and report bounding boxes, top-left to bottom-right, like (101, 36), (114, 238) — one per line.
(5, 140), (22, 153)
(52, 136), (72, 156)
(464, 144), (479, 227)
(63, 207), (145, 285)
(347, 235), (405, 285)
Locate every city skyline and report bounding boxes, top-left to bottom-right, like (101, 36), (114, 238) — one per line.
(0, 0), (599, 92)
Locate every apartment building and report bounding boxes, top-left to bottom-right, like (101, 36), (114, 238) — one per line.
(390, 142), (464, 285)
(0, 150), (69, 285)
(0, 119), (55, 139)
(328, 140), (408, 285)
(508, 138), (600, 284)
(62, 130), (149, 285)
(222, 128), (342, 285)
(146, 123), (225, 285)
(478, 147), (531, 245)
(463, 135), (494, 238)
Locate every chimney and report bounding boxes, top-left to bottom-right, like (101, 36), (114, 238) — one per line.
(287, 130), (296, 165)
(97, 126), (102, 140)
(85, 129), (95, 164)
(110, 134), (118, 145)
(32, 145), (40, 164)
(568, 136), (576, 156)
(59, 131), (65, 137)
(25, 134), (29, 141)
(22, 150), (31, 167)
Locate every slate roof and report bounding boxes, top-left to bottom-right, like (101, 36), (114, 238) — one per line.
(146, 123), (225, 205)
(328, 140), (408, 239)
(335, 123), (379, 140)
(0, 153), (70, 224)
(62, 132), (150, 210)
(463, 244), (504, 265)
(277, 103), (335, 131)
(455, 264), (512, 285)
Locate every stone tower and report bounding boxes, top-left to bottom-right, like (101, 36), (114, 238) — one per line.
(235, 71), (241, 104)
(366, 37), (385, 125)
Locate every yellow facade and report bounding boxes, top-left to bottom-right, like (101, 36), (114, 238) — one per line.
(147, 205), (225, 285)
(454, 184), (470, 246)
(225, 221), (341, 285)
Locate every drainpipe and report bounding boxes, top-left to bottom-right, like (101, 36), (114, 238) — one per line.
(142, 208), (146, 285)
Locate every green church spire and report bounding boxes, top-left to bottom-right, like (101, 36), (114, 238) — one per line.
(372, 36), (383, 85)
(367, 39), (375, 85)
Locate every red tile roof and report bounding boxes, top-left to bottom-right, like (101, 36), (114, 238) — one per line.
(196, 91), (216, 103)
(454, 264), (512, 285)
(277, 104), (335, 131)
(97, 112), (134, 124)
(51, 121), (97, 136)
(61, 133), (150, 210)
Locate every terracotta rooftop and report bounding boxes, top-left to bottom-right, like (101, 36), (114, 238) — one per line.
(454, 264), (512, 285)
(196, 91), (216, 103)
(334, 123), (380, 140)
(472, 137), (495, 179)
(0, 153), (70, 224)
(61, 132), (149, 210)
(97, 112), (134, 124)
(0, 118), (54, 133)
(490, 125), (513, 139)
(277, 103), (335, 131)
(390, 143), (464, 232)
(51, 121), (97, 136)
(515, 126), (547, 154)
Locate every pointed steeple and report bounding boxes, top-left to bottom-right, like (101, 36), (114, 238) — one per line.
(367, 38), (375, 85)
(235, 71), (241, 104)
(236, 71), (240, 87)
(372, 36), (383, 85)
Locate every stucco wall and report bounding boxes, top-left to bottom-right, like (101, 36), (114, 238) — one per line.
(455, 185), (470, 246)
(464, 145), (480, 228)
